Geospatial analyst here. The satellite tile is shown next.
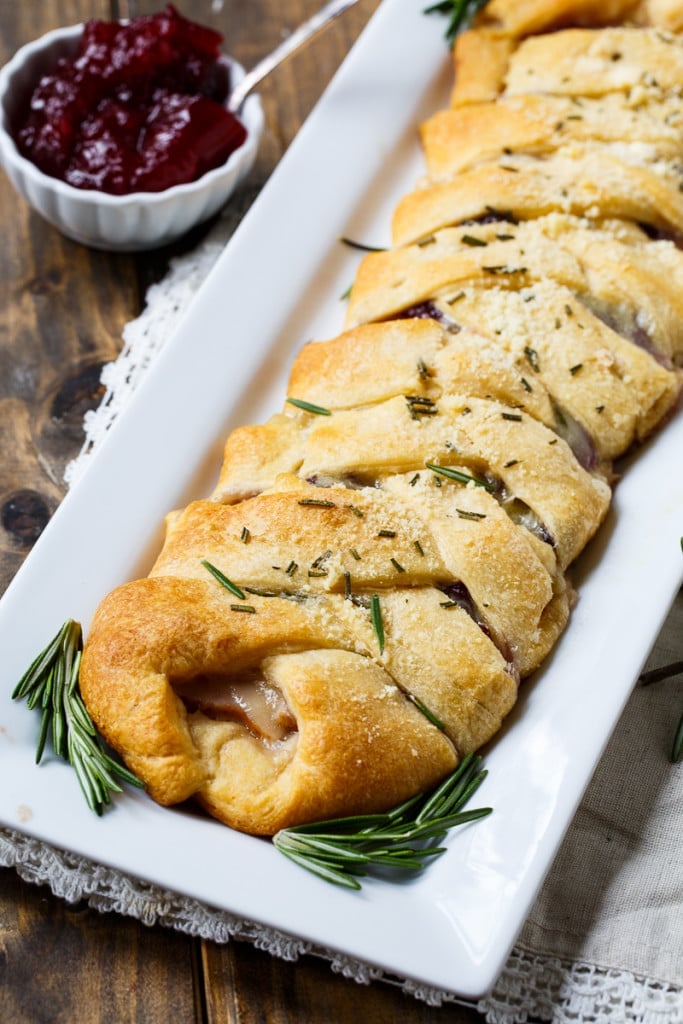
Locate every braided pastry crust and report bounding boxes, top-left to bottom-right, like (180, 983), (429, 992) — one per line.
(80, 0), (683, 835)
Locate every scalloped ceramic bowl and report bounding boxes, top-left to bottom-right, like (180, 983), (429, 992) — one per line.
(0, 24), (264, 251)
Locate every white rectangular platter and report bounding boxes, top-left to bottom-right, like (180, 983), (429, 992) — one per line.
(1, 0), (682, 1000)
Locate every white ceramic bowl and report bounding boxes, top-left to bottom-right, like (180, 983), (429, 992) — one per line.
(0, 24), (264, 251)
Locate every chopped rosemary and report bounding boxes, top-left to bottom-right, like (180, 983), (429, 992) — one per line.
(286, 397), (332, 416)
(230, 604), (257, 614)
(201, 559), (246, 600)
(311, 550), (332, 569)
(414, 539), (425, 556)
(417, 358), (432, 379)
(298, 498), (336, 508)
(426, 462), (495, 492)
(273, 754), (491, 889)
(347, 504), (364, 517)
(390, 557), (406, 573)
(409, 473), (421, 486)
(501, 412), (523, 422)
(286, 560), (298, 576)
(461, 234), (488, 247)
(456, 508), (486, 521)
(524, 346), (541, 372)
(344, 571), (352, 599)
(240, 526), (250, 544)
(349, 547), (362, 560)
(377, 529), (396, 538)
(569, 363), (583, 376)
(406, 395), (438, 419)
(370, 594), (385, 654)
(12, 620), (143, 815)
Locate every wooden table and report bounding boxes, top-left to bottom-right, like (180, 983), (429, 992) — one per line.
(0, 1), (492, 1020)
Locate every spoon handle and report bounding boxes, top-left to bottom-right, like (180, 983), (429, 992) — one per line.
(228, 0), (361, 114)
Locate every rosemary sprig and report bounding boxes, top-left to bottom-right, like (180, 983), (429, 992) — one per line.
(273, 753), (491, 889)
(12, 620), (143, 815)
(423, 0), (490, 45)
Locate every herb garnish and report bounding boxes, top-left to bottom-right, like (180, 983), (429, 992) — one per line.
(456, 508), (486, 521)
(370, 593), (385, 654)
(201, 559), (246, 599)
(338, 237), (387, 253)
(407, 693), (447, 731)
(286, 397), (332, 416)
(426, 462), (495, 492)
(12, 620), (143, 815)
(273, 753), (490, 888)
(424, 0), (491, 46)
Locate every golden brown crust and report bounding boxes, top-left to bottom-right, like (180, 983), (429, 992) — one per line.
(80, 577), (459, 834)
(421, 93), (683, 181)
(392, 149), (683, 248)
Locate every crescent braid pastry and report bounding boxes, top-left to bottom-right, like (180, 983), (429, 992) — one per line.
(80, 1), (682, 836)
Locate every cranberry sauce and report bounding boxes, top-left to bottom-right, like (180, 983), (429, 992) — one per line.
(16, 5), (247, 194)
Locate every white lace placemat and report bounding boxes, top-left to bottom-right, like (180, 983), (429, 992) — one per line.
(4, 196), (682, 1023)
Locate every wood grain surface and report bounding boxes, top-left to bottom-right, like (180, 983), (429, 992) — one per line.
(0, 2), (489, 1020)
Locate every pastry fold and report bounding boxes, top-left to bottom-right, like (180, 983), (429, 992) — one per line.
(80, 0), (683, 836)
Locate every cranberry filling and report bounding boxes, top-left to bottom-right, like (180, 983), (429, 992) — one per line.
(397, 300), (461, 332)
(551, 401), (599, 472)
(458, 209), (518, 227)
(15, 5), (246, 194)
(579, 296), (673, 369)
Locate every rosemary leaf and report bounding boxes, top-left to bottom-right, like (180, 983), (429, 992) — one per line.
(338, 237), (387, 253)
(201, 559), (246, 600)
(425, 461), (495, 492)
(370, 594), (385, 654)
(286, 397), (332, 416)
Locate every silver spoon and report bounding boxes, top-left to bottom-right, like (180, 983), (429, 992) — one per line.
(227, 0), (361, 114)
